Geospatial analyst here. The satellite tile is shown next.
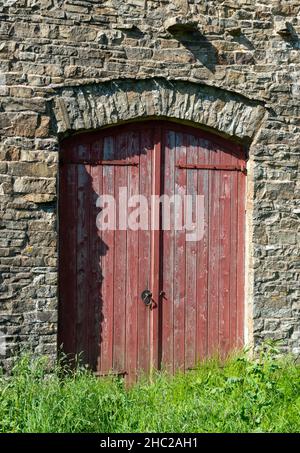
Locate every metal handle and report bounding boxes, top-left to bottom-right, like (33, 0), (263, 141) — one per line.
(141, 289), (153, 307)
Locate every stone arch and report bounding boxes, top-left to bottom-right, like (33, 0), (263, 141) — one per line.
(53, 77), (266, 357)
(52, 78), (266, 143)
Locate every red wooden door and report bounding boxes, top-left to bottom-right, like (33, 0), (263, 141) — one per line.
(59, 121), (246, 380)
(160, 127), (246, 373)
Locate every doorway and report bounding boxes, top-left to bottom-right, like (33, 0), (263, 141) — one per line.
(58, 121), (246, 381)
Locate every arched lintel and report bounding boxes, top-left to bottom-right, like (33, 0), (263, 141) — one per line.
(52, 78), (266, 147)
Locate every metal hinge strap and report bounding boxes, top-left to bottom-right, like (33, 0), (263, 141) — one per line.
(60, 159), (139, 167)
(176, 164), (247, 173)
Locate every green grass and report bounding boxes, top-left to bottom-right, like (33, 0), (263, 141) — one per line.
(0, 344), (299, 433)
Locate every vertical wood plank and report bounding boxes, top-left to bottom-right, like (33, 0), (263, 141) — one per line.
(150, 126), (162, 373)
(137, 127), (152, 376)
(218, 146), (231, 357)
(196, 138), (209, 360)
(126, 130), (140, 382)
(161, 129), (175, 373)
(207, 141), (220, 356)
(58, 160), (77, 359)
(113, 132), (128, 373)
(173, 131), (186, 371)
(237, 166), (246, 347)
(229, 171), (238, 350)
(184, 133), (198, 370)
(90, 139), (103, 371)
(100, 136), (115, 373)
(76, 144), (91, 365)
(161, 128), (176, 373)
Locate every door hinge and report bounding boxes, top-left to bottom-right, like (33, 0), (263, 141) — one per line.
(60, 159), (139, 167)
(176, 164), (247, 174)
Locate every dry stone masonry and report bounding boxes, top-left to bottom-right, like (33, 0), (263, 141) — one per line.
(0, 0), (299, 369)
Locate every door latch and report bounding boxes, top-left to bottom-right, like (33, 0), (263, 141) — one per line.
(141, 290), (153, 307)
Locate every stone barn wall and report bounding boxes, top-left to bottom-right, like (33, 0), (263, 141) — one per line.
(0, 0), (299, 369)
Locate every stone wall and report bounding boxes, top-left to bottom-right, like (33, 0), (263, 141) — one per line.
(0, 0), (299, 369)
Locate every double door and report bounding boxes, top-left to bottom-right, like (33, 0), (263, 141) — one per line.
(59, 121), (246, 381)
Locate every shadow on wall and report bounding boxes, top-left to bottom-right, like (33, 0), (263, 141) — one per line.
(171, 28), (218, 72)
(279, 23), (300, 49)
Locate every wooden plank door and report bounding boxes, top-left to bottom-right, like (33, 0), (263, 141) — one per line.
(160, 124), (246, 372)
(59, 121), (246, 380)
(59, 125), (155, 381)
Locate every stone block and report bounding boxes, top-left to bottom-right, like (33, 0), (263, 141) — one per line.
(13, 177), (56, 194)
